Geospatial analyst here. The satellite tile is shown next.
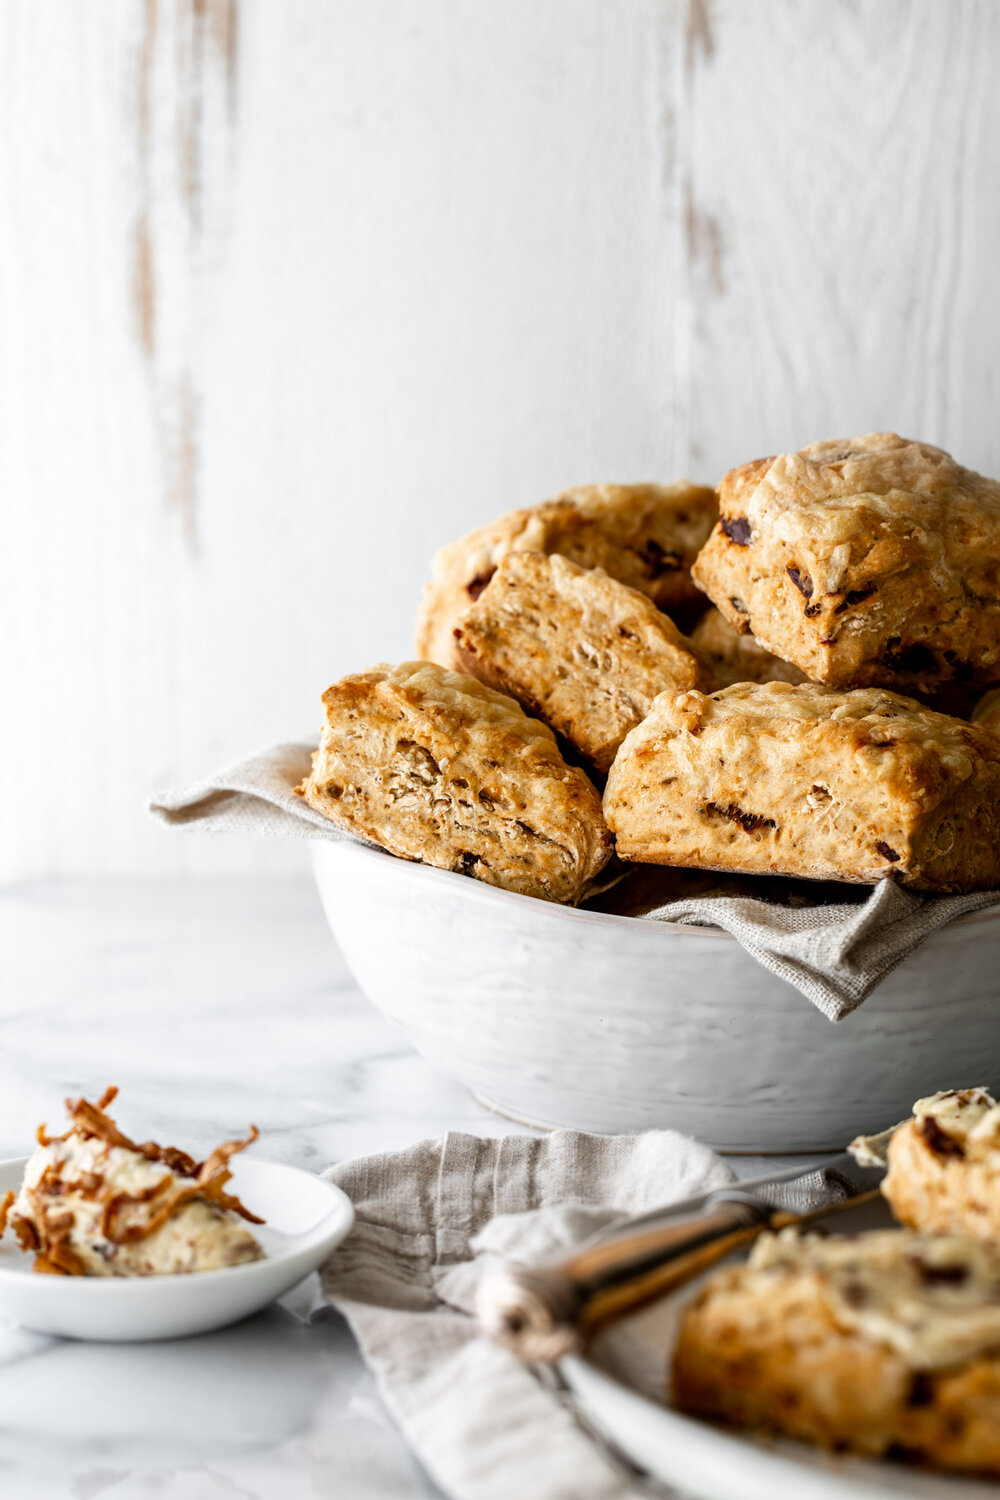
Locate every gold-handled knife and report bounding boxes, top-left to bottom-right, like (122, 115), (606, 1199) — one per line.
(476, 1154), (886, 1364)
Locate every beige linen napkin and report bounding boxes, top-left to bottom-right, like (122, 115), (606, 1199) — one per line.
(320, 1129), (735, 1500)
(149, 740), (1000, 1020)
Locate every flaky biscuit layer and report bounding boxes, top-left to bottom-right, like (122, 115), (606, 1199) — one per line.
(453, 553), (707, 772)
(603, 680), (1000, 891)
(881, 1089), (1000, 1240)
(688, 605), (807, 689)
(416, 481), (717, 667)
(297, 661), (611, 904)
(692, 433), (1000, 693)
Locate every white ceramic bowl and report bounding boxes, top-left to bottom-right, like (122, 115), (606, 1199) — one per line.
(313, 841), (1000, 1152)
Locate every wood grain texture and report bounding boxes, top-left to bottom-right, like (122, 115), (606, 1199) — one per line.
(1, 0), (998, 877)
(681, 0), (1000, 478)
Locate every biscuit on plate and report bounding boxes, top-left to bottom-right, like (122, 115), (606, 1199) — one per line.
(688, 605), (807, 689)
(296, 661), (611, 904)
(602, 680), (1000, 892)
(415, 481), (717, 667)
(691, 433), (1000, 694)
(873, 1089), (1000, 1241)
(452, 552), (709, 773)
(673, 1226), (1000, 1474)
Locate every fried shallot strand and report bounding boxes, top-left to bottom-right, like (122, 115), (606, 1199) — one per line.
(22, 1178), (88, 1276)
(33, 1237), (87, 1276)
(139, 1143), (198, 1176)
(101, 1173), (174, 1240)
(102, 1126), (264, 1242)
(37, 1163), (68, 1196)
(49, 1240), (87, 1274)
(196, 1128), (259, 1182)
(33, 1254), (67, 1275)
(194, 1126), (265, 1224)
(14, 1215), (38, 1251)
(108, 1183), (204, 1243)
(65, 1092), (217, 1179)
(64, 1097), (140, 1153)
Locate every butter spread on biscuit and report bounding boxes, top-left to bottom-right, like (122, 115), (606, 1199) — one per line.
(749, 1227), (1000, 1370)
(912, 1088), (1000, 1156)
(849, 1087), (997, 1167)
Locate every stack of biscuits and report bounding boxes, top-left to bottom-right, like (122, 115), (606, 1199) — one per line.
(673, 1086), (1000, 1476)
(297, 434), (1000, 903)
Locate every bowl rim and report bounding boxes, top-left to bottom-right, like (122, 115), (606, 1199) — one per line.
(310, 838), (1000, 940)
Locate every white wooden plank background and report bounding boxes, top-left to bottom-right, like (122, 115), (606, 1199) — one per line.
(1, 0), (998, 879)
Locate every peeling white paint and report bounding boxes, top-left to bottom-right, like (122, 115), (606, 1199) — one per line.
(1, 0), (998, 877)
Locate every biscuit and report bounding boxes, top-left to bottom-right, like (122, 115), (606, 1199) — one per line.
(452, 553), (708, 773)
(296, 661), (611, 904)
(673, 1227), (1000, 1474)
(416, 481), (717, 667)
(878, 1089), (1000, 1240)
(688, 606), (807, 688)
(973, 688), (1000, 737)
(602, 681), (1000, 892)
(691, 433), (1000, 693)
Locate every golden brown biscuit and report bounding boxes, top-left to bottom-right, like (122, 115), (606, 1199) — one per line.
(602, 681), (1000, 892)
(673, 1227), (1000, 1474)
(688, 605), (807, 688)
(692, 433), (1000, 693)
(973, 688), (1000, 737)
(876, 1089), (1000, 1240)
(452, 553), (708, 773)
(416, 481), (717, 667)
(691, 604), (971, 710)
(296, 661), (611, 904)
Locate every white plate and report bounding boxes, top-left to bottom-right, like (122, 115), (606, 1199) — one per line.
(0, 1155), (354, 1342)
(560, 1195), (998, 1500)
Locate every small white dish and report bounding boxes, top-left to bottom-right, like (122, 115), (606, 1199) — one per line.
(560, 1193), (995, 1499)
(0, 1155), (354, 1342)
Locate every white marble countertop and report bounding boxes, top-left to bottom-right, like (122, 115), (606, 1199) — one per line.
(0, 877), (790, 1499)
